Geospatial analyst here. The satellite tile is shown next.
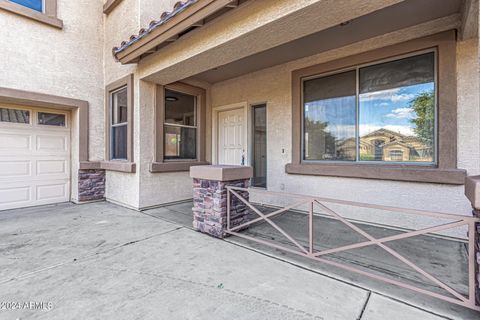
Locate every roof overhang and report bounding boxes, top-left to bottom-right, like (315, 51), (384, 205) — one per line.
(113, 0), (245, 64)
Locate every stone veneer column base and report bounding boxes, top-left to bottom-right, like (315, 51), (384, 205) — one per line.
(192, 178), (250, 238)
(78, 169), (105, 202)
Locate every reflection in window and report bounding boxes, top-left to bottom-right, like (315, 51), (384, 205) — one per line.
(38, 112), (65, 126)
(164, 89), (197, 160)
(303, 71), (356, 161)
(164, 126), (197, 160)
(0, 108), (30, 124)
(110, 87), (128, 160)
(10, 0), (43, 12)
(359, 52), (435, 163)
(389, 150), (404, 161)
(302, 51), (436, 164)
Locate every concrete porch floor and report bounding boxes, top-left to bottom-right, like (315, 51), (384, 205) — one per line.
(146, 200), (480, 319)
(0, 201), (477, 319)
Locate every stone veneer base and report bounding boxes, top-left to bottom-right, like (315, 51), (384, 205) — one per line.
(192, 178), (250, 238)
(78, 169), (105, 202)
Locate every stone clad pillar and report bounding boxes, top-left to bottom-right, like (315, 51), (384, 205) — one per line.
(190, 165), (253, 238)
(465, 176), (480, 306)
(78, 169), (105, 202)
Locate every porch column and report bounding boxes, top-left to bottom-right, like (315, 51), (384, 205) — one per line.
(190, 165), (253, 238)
(465, 176), (480, 306)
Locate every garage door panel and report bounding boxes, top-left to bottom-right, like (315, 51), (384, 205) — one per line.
(0, 132), (31, 152)
(0, 160), (31, 177)
(36, 182), (68, 201)
(37, 160), (68, 177)
(36, 134), (68, 153)
(0, 186), (31, 205)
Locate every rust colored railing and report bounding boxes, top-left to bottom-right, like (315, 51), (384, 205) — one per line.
(225, 186), (480, 311)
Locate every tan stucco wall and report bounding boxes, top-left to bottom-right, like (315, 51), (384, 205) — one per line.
(139, 0), (178, 27)
(208, 27), (479, 237)
(457, 38), (480, 173)
(136, 79), (212, 209)
(102, 0), (194, 209)
(103, 0), (139, 85)
(102, 0), (139, 207)
(0, 0), (105, 202)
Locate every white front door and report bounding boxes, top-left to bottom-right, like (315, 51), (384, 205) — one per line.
(217, 107), (246, 165)
(0, 106), (71, 210)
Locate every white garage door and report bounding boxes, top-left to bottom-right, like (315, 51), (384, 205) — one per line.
(0, 105), (71, 210)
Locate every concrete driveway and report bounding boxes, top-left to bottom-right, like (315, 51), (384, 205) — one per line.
(0, 202), (476, 319)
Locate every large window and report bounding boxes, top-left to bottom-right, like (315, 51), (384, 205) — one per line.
(164, 89), (197, 160)
(151, 83), (207, 172)
(303, 51), (436, 164)
(10, 0), (43, 12)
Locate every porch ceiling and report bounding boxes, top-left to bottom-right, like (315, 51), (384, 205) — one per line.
(190, 0), (462, 84)
(140, 0), (410, 85)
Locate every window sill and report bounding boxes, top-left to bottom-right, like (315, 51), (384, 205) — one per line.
(150, 161), (210, 173)
(285, 163), (466, 185)
(0, 1), (63, 29)
(100, 161), (136, 173)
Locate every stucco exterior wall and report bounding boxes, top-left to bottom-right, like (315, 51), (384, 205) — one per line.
(0, 0), (104, 160)
(103, 0), (139, 85)
(457, 38), (480, 174)
(139, 0), (178, 27)
(136, 79), (212, 209)
(0, 0), (104, 202)
(102, 0), (139, 208)
(102, 0), (185, 209)
(209, 29), (479, 237)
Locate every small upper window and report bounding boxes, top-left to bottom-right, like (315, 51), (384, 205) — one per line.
(0, 107), (30, 124)
(9, 0), (43, 12)
(38, 112), (65, 126)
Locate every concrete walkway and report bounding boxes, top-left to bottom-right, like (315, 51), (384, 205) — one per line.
(0, 202), (477, 319)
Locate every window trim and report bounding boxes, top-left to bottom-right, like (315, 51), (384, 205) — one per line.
(151, 82), (208, 173)
(300, 48), (438, 166)
(104, 74), (135, 173)
(287, 31), (466, 184)
(0, 0), (63, 29)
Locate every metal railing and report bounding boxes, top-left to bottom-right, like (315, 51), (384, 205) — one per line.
(225, 186), (480, 311)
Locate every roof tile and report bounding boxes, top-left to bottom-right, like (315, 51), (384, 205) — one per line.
(112, 0), (198, 59)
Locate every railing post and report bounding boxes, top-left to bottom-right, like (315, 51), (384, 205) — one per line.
(465, 176), (480, 306)
(309, 200), (314, 254)
(227, 187), (231, 232)
(190, 165), (253, 238)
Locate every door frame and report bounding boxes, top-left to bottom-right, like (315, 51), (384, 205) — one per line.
(211, 102), (249, 165)
(250, 102), (268, 189)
